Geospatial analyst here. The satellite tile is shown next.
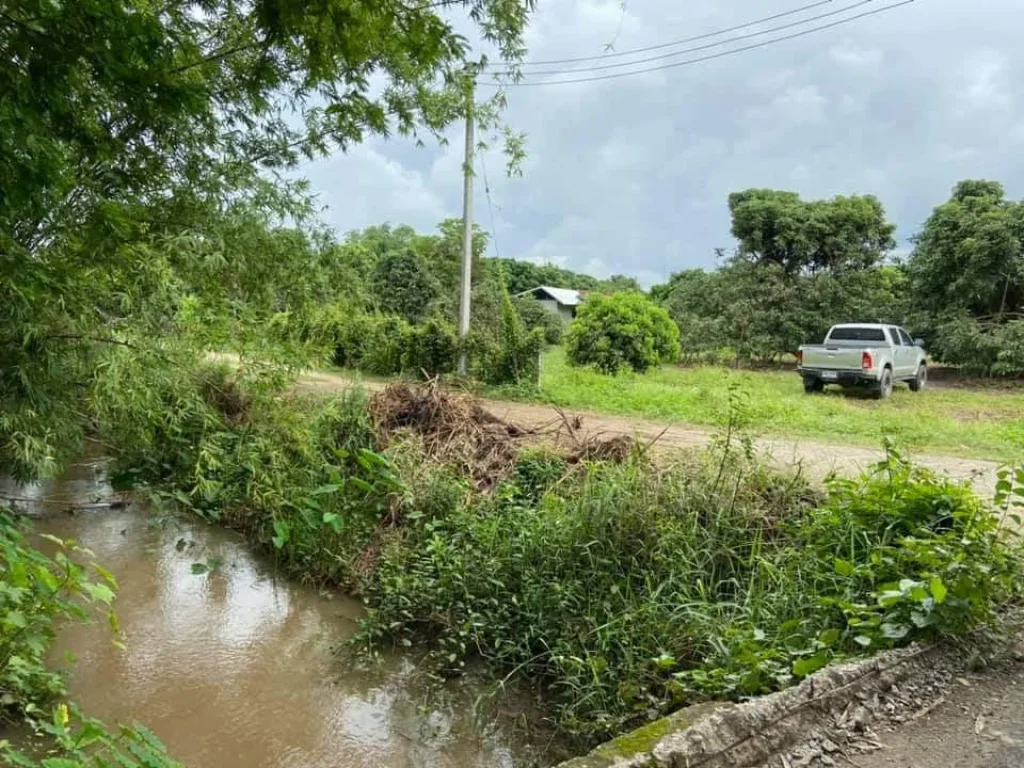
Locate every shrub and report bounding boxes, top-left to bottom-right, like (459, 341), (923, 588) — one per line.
(565, 293), (681, 374)
(361, 314), (412, 376)
(514, 295), (565, 344)
(330, 311), (412, 376)
(404, 315), (459, 378)
(473, 290), (545, 386)
(370, 248), (440, 323)
(932, 315), (1024, 377)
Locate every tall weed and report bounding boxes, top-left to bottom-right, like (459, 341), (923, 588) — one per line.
(356, 444), (1023, 745)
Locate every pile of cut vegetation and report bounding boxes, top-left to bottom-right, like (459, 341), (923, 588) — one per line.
(369, 382), (529, 491)
(369, 382), (642, 489)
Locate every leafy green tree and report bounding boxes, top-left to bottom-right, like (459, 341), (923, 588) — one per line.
(405, 316), (460, 378)
(491, 258), (602, 295)
(597, 274), (644, 293)
(907, 180), (1024, 321)
(903, 180), (1024, 374)
(514, 295), (565, 344)
(474, 290), (545, 385)
(566, 294), (680, 374)
(654, 191), (904, 364)
(371, 249), (442, 323)
(729, 189), (896, 273)
(0, 0), (533, 480)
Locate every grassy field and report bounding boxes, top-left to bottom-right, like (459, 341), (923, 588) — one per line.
(528, 349), (1024, 461)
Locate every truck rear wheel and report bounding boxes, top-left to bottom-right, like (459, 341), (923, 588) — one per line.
(875, 367), (893, 399)
(909, 364), (927, 392)
(803, 377), (824, 394)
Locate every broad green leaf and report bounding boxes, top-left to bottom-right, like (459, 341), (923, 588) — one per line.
(792, 653), (829, 677)
(833, 557), (855, 577)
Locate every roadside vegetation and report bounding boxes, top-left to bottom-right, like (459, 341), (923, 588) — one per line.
(82, 366), (1024, 750)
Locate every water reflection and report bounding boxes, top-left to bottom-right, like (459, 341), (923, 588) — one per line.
(5, 461), (544, 768)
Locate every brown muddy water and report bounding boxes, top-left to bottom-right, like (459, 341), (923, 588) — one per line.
(2, 458), (547, 767)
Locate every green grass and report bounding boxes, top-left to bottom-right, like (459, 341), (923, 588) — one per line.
(531, 349), (1024, 461)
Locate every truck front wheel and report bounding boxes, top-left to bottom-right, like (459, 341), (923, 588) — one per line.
(875, 367), (893, 399)
(803, 377), (824, 394)
(909, 364), (927, 392)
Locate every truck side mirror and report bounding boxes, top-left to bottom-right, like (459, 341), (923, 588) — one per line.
(914, 338), (925, 347)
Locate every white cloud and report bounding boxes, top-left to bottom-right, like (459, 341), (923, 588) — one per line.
(298, 144), (451, 236)
(298, 0), (1024, 284)
(829, 44), (883, 72)
(960, 50), (1011, 112)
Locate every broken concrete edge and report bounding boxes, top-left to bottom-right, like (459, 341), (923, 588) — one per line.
(555, 644), (940, 768)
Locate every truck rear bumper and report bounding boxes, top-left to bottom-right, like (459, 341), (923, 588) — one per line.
(797, 367), (878, 385)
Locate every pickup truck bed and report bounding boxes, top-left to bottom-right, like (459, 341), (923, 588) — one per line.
(797, 324), (927, 399)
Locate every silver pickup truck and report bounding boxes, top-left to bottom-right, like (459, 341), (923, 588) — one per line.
(797, 323), (927, 399)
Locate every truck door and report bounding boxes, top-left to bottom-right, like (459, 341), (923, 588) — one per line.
(886, 327), (908, 376)
(898, 328), (918, 375)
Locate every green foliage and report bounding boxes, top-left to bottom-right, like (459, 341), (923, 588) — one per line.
(0, 512), (120, 715)
(929, 315), (1024, 377)
(491, 258), (603, 296)
(2, 705), (182, 768)
(473, 290), (545, 385)
(906, 180), (1024, 374)
(654, 190), (904, 365)
(371, 249), (442, 324)
(0, 0), (533, 481)
(907, 180), (1024, 321)
(97, 362), (416, 589)
(514, 296), (565, 344)
(566, 293), (681, 375)
(355, 438), (1023, 745)
(728, 189), (896, 274)
(406, 316), (460, 378)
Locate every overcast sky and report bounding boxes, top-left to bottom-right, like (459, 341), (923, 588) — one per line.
(297, 0), (1024, 287)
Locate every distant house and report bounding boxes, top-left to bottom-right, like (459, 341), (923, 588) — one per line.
(516, 285), (584, 324)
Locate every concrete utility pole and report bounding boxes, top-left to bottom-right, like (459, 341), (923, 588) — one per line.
(456, 81), (475, 375)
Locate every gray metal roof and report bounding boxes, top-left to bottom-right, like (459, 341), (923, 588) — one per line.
(521, 285), (582, 307)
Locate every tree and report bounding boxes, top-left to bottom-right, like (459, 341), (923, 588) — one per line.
(905, 180), (1024, 374)
(597, 274), (644, 293)
(728, 189), (896, 274)
(566, 294), (680, 375)
(514, 296), (565, 344)
(0, 0), (534, 479)
(653, 190), (904, 365)
(371, 249), (442, 323)
(492, 258), (602, 295)
(907, 180), (1024, 320)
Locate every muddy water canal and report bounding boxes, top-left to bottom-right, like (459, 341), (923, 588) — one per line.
(4, 458), (543, 767)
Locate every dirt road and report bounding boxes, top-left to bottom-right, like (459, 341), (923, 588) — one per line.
(853, 660), (1024, 768)
(300, 371), (1001, 492)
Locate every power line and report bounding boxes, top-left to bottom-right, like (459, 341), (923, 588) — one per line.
(482, 1), (914, 87)
(479, 151), (501, 259)
(483, 0), (835, 68)
(488, 0), (874, 77)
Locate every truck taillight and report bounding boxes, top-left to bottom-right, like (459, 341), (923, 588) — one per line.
(862, 351), (873, 371)
(796, 350), (803, 366)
